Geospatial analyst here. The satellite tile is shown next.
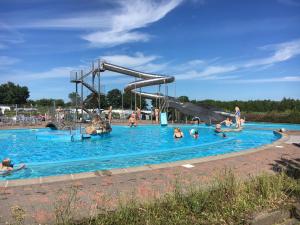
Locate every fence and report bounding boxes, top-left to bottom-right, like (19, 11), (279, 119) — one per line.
(0, 115), (45, 127)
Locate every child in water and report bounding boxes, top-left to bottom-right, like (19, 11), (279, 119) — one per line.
(174, 128), (184, 139)
(190, 129), (199, 139)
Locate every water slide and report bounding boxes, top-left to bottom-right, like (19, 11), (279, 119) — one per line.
(71, 61), (231, 123)
(101, 62), (174, 99)
(100, 62), (230, 123)
(160, 112), (168, 126)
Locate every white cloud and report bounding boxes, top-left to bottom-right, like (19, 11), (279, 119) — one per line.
(170, 39), (300, 81)
(190, 0), (206, 4)
(82, 0), (183, 47)
(22, 12), (111, 30)
(0, 43), (6, 49)
(232, 76), (300, 83)
(26, 67), (75, 79)
(83, 31), (150, 47)
(14, 0), (183, 47)
(0, 67), (75, 83)
(2, 37), (300, 88)
(277, 0), (300, 6)
(244, 39), (300, 67)
(0, 23), (24, 49)
(0, 56), (20, 68)
(101, 52), (169, 76)
(0, 52), (164, 82)
(102, 52), (158, 67)
(175, 65), (237, 80)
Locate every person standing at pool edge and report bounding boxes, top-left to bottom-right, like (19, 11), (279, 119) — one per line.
(155, 108), (159, 124)
(136, 107), (141, 120)
(108, 106), (112, 124)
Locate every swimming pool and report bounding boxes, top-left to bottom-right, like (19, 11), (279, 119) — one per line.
(0, 122), (297, 180)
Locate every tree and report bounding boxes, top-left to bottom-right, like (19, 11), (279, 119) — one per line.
(178, 96), (189, 103)
(0, 82), (30, 104)
(34, 99), (65, 107)
(123, 91), (133, 109)
(55, 99), (65, 107)
(85, 93), (108, 109)
(68, 92), (81, 106)
(107, 89), (122, 108)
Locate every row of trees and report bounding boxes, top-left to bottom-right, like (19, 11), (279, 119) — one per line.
(177, 97), (300, 113)
(175, 96), (300, 112)
(1, 82), (299, 112)
(0, 82), (147, 109)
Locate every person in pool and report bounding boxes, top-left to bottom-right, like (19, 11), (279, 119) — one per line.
(0, 158), (26, 175)
(128, 113), (137, 127)
(240, 118), (245, 127)
(221, 117), (233, 127)
(190, 129), (199, 139)
(174, 128), (184, 139)
(214, 124), (222, 133)
(214, 124), (227, 138)
(0, 158), (14, 172)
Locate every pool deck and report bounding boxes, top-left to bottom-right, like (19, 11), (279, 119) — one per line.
(0, 130), (300, 224)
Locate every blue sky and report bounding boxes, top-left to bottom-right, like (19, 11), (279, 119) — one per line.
(0, 0), (300, 101)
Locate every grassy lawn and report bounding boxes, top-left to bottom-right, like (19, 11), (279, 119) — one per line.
(52, 171), (300, 225)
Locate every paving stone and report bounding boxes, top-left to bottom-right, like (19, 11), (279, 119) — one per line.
(278, 218), (300, 225)
(250, 209), (291, 225)
(292, 203), (300, 220)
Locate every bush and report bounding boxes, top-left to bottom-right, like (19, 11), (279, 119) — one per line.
(245, 111), (300, 124)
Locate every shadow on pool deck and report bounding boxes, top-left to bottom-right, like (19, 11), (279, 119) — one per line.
(270, 156), (300, 179)
(293, 143), (300, 148)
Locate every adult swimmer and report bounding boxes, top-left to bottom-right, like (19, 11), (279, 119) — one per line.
(128, 113), (137, 127)
(220, 117), (233, 127)
(214, 124), (227, 138)
(174, 128), (184, 139)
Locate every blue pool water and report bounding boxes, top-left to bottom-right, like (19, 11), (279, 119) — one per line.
(0, 122), (298, 180)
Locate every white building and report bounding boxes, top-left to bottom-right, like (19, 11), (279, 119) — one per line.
(0, 106), (11, 114)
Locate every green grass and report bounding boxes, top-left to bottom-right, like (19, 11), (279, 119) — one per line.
(56, 171), (300, 225)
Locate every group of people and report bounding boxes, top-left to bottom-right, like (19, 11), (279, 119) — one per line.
(173, 127), (199, 139)
(174, 106), (245, 140)
(128, 106), (158, 127)
(214, 106), (245, 135)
